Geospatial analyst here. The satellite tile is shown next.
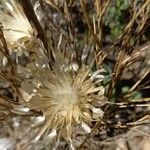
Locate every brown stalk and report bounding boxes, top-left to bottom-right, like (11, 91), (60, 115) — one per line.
(93, 0), (111, 68)
(124, 70), (150, 99)
(79, 0), (100, 50)
(95, 0), (111, 43)
(106, 0), (150, 99)
(64, 1), (76, 45)
(120, 44), (150, 72)
(19, 0), (48, 51)
(106, 0), (150, 55)
(107, 50), (126, 99)
(45, 0), (60, 12)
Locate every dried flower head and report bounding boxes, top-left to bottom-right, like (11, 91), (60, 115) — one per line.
(28, 54), (105, 141)
(0, 0), (34, 48)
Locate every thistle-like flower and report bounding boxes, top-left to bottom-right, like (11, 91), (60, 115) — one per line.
(0, 0), (34, 48)
(28, 54), (105, 142)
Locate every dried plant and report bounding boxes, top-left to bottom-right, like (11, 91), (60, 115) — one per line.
(0, 0), (150, 149)
(29, 53), (105, 143)
(0, 0), (35, 50)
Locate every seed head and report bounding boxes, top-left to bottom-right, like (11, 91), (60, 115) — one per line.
(0, 0), (34, 48)
(29, 57), (105, 141)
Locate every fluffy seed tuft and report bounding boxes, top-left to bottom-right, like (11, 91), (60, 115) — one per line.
(29, 58), (105, 141)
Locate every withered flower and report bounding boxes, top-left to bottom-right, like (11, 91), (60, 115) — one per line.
(0, 0), (34, 49)
(28, 55), (105, 142)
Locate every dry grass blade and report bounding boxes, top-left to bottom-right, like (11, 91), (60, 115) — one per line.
(106, 0), (150, 54)
(0, 0), (150, 149)
(129, 70), (149, 92)
(124, 0), (150, 32)
(131, 128), (150, 137)
(45, 0), (60, 11)
(124, 70), (149, 98)
(106, 0), (150, 99)
(79, 0), (100, 49)
(94, 0), (111, 43)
